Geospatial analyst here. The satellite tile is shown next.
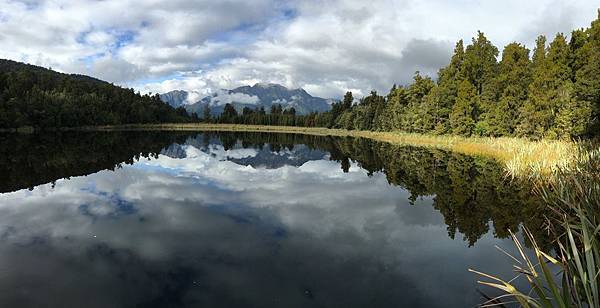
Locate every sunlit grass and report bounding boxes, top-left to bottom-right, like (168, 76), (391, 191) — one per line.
(470, 145), (600, 307)
(80, 123), (581, 179)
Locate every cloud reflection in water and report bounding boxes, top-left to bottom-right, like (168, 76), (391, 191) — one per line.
(0, 134), (524, 307)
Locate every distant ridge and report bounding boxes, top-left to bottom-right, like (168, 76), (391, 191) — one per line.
(160, 83), (333, 116)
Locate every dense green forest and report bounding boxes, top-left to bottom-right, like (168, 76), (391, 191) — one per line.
(0, 59), (193, 129)
(213, 12), (600, 140)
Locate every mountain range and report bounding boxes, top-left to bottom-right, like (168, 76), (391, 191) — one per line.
(160, 83), (333, 116)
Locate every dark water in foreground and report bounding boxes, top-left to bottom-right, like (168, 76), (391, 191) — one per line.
(0, 131), (545, 307)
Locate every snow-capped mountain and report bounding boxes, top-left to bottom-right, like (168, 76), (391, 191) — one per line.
(160, 83), (333, 116)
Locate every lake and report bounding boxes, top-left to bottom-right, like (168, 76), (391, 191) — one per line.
(0, 131), (546, 307)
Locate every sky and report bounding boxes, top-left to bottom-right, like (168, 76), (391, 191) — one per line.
(0, 0), (598, 99)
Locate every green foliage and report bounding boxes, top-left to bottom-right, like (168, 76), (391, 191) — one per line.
(517, 34), (574, 139)
(429, 40), (466, 134)
(219, 103), (238, 123)
(472, 145), (600, 307)
(489, 43), (532, 136)
(555, 83), (593, 139)
(450, 80), (477, 136)
(574, 11), (600, 135)
(462, 31), (499, 96)
(203, 104), (212, 123)
(0, 59), (192, 128)
(380, 15), (596, 140)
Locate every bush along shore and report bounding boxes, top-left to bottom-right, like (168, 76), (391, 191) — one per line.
(471, 145), (599, 307)
(66, 123), (582, 179)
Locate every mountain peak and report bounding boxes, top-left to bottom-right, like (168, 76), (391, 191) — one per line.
(253, 82), (286, 89)
(159, 90), (189, 108)
(160, 83), (332, 117)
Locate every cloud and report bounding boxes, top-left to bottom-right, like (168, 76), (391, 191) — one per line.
(209, 91), (261, 106)
(397, 39), (454, 81)
(0, 0), (598, 99)
(0, 0), (283, 80)
(515, 0), (589, 43)
(90, 56), (144, 84)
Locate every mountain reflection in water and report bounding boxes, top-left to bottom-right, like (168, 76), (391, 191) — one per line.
(0, 131), (544, 307)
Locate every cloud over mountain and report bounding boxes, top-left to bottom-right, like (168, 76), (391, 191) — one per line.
(160, 83), (332, 116)
(1, 0), (598, 99)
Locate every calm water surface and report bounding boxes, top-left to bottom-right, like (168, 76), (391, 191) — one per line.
(0, 131), (545, 307)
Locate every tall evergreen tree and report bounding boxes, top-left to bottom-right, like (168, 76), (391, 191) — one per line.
(461, 32), (499, 135)
(430, 40), (465, 133)
(573, 10), (600, 135)
(403, 72), (434, 132)
(462, 32), (499, 96)
(489, 43), (531, 136)
(569, 29), (589, 81)
(517, 36), (548, 137)
(517, 34), (571, 139)
(221, 103), (238, 122)
(555, 82), (592, 139)
(203, 104), (212, 122)
(450, 80), (477, 136)
(381, 85), (409, 131)
(342, 91), (353, 109)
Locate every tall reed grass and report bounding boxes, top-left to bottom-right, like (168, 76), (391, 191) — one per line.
(471, 144), (600, 307)
(74, 123), (579, 179)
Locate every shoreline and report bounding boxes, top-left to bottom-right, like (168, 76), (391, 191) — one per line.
(3, 123), (579, 178)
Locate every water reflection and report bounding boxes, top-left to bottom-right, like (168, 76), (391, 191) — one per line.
(0, 131), (542, 307)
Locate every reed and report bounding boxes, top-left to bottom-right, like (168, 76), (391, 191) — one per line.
(71, 123), (580, 180)
(470, 145), (600, 307)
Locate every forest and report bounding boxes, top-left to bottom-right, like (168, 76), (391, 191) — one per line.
(0, 59), (193, 129)
(1, 13), (598, 140)
(213, 12), (600, 140)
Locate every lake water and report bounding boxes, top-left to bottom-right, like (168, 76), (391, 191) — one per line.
(0, 131), (545, 307)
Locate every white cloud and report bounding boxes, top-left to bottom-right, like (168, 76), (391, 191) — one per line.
(0, 0), (598, 98)
(214, 91), (260, 105)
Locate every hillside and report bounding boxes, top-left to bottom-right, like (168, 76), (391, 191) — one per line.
(0, 59), (191, 129)
(161, 83), (333, 116)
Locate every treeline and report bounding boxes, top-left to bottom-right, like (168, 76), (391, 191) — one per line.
(204, 102), (341, 127)
(0, 59), (193, 129)
(215, 12), (600, 140)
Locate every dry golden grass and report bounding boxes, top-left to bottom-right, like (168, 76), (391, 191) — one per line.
(77, 123), (581, 179)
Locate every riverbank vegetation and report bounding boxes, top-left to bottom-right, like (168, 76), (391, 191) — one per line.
(471, 145), (599, 307)
(76, 123), (580, 178)
(209, 12), (599, 143)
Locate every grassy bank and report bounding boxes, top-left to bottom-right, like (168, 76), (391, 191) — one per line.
(471, 145), (599, 307)
(69, 123), (581, 178)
